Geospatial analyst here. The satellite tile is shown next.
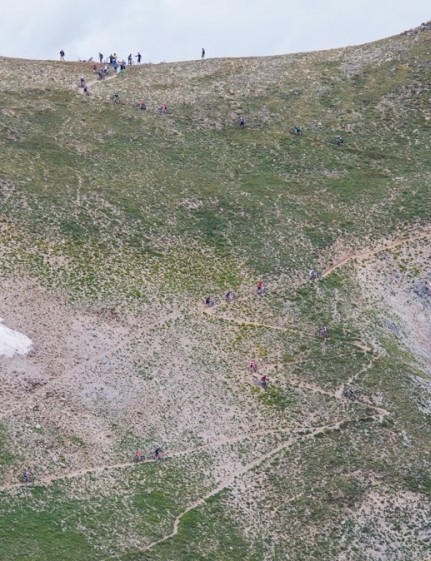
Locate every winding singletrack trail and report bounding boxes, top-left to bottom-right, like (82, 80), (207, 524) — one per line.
(321, 226), (431, 278)
(142, 411), (388, 554)
(201, 225), (431, 330)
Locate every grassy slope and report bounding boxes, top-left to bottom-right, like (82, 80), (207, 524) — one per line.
(0, 30), (430, 561)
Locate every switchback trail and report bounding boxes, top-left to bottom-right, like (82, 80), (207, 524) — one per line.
(140, 411), (388, 555)
(202, 224), (431, 330)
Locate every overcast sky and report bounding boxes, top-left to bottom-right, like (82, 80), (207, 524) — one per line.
(1, 0), (429, 63)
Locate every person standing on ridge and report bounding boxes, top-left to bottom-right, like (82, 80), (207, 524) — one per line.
(136, 52), (142, 64)
(59, 49), (65, 61)
(201, 48), (205, 59)
(99, 52), (103, 63)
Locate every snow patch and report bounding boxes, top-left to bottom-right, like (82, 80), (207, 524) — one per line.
(0, 317), (33, 357)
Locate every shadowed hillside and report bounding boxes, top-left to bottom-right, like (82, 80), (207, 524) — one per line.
(0, 27), (430, 561)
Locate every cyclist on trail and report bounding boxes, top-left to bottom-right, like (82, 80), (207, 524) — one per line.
(22, 469), (32, 483)
(134, 450), (145, 462)
(154, 447), (164, 460)
(258, 375), (268, 387)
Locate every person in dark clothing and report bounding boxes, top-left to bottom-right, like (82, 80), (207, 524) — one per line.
(201, 48), (205, 59)
(59, 49), (65, 61)
(136, 52), (142, 63)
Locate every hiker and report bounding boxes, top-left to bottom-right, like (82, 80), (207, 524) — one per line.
(238, 116), (245, 128)
(205, 296), (212, 307)
(336, 136), (344, 146)
(138, 99), (146, 110)
(80, 76), (85, 88)
(83, 85), (89, 96)
(201, 48), (205, 59)
(249, 360), (257, 372)
(113, 61), (118, 73)
(120, 63), (126, 76)
(128, 53), (132, 65)
(99, 52), (103, 63)
(59, 49), (65, 61)
(257, 281), (264, 293)
(136, 52), (142, 63)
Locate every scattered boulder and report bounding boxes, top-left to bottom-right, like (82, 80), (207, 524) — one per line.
(413, 279), (430, 299)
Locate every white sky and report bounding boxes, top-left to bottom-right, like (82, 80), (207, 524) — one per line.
(1, 0), (429, 62)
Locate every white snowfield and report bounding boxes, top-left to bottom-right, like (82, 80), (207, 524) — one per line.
(0, 317), (33, 357)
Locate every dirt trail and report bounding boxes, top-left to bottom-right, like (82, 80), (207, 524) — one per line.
(202, 226), (431, 331)
(142, 412), (387, 554)
(203, 306), (293, 332)
(321, 226), (431, 278)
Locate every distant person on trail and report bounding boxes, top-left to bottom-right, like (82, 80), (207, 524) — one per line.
(83, 84), (89, 95)
(201, 48), (205, 59)
(134, 450), (145, 462)
(336, 136), (344, 146)
(120, 63), (126, 76)
(258, 374), (268, 387)
(59, 49), (65, 61)
(225, 290), (234, 301)
(136, 52), (142, 63)
(138, 99), (146, 110)
(99, 52), (103, 63)
(80, 76), (85, 88)
(249, 360), (257, 372)
(238, 116), (245, 128)
(154, 447), (164, 460)
(128, 53), (132, 65)
(22, 469), (32, 483)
